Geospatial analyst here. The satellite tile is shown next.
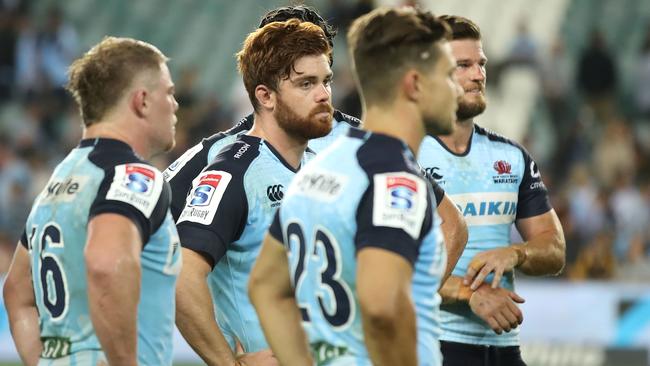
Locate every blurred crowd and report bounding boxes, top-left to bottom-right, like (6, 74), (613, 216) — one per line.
(0, 0), (648, 282)
(499, 23), (650, 282)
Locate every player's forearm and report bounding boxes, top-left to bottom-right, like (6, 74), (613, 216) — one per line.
(440, 214), (468, 281)
(514, 229), (565, 276)
(6, 303), (41, 366)
(251, 290), (312, 365)
(438, 275), (473, 305)
(361, 293), (417, 366)
(4, 246), (42, 366)
(87, 256), (140, 366)
(176, 276), (236, 366)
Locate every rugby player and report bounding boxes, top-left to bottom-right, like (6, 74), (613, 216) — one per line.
(250, 8), (459, 366)
(418, 15), (566, 366)
(3, 37), (181, 366)
(174, 19), (331, 366)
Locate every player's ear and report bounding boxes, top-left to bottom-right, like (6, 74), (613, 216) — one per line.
(130, 88), (147, 119)
(255, 84), (275, 111)
(402, 69), (421, 102)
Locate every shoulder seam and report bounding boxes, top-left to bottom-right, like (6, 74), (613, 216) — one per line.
(474, 124), (526, 152)
(205, 135), (261, 174)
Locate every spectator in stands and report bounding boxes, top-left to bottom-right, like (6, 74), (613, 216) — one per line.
(569, 230), (616, 280)
(505, 20), (539, 68)
(567, 164), (607, 245)
(0, 135), (31, 238)
(610, 172), (649, 263)
(13, 11), (39, 98)
(592, 117), (637, 188)
(38, 6), (78, 91)
(0, 7), (17, 101)
(540, 38), (574, 135)
(634, 25), (650, 119)
(0, 0), (29, 101)
(577, 29), (618, 121)
(493, 19), (540, 87)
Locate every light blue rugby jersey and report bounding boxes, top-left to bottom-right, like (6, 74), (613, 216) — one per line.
(418, 124), (551, 346)
(20, 138), (181, 366)
(176, 134), (316, 352)
(269, 128), (446, 366)
(164, 110), (360, 221)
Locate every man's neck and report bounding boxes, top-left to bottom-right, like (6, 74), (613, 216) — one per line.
(247, 113), (307, 170)
(83, 117), (151, 159)
(363, 102), (424, 156)
(436, 118), (474, 154)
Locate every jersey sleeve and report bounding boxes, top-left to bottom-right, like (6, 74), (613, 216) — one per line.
(267, 209), (283, 244)
(164, 142), (209, 221)
(419, 166), (444, 207)
(517, 148), (552, 219)
(354, 172), (433, 266)
(89, 163), (170, 245)
(175, 166), (248, 268)
(430, 176), (445, 207)
(20, 229), (28, 248)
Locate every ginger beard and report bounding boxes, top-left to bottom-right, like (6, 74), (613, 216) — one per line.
(274, 95), (333, 140)
(457, 84), (487, 121)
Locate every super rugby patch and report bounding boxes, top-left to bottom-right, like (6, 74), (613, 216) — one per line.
(177, 170), (232, 225)
(106, 163), (163, 218)
(372, 172), (427, 240)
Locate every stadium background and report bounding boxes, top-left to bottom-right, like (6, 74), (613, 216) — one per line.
(0, 0), (649, 365)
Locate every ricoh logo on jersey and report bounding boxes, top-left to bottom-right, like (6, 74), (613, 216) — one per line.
(449, 192), (518, 226)
(190, 173), (223, 206)
(267, 184), (284, 207)
(233, 143), (251, 159)
(124, 165), (155, 195)
(492, 160), (518, 184)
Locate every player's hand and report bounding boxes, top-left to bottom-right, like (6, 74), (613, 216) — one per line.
(464, 247), (519, 290)
(468, 283), (525, 334)
(234, 349), (278, 366)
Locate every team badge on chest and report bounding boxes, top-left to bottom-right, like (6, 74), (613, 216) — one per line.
(492, 160), (518, 184)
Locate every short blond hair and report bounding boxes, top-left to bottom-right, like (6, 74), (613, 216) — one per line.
(66, 36), (168, 126)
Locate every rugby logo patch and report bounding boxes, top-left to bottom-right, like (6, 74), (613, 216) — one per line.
(190, 173), (223, 206)
(372, 172), (427, 239)
(124, 165), (155, 194)
(178, 170), (232, 225)
(387, 176), (418, 210)
(106, 163), (163, 218)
